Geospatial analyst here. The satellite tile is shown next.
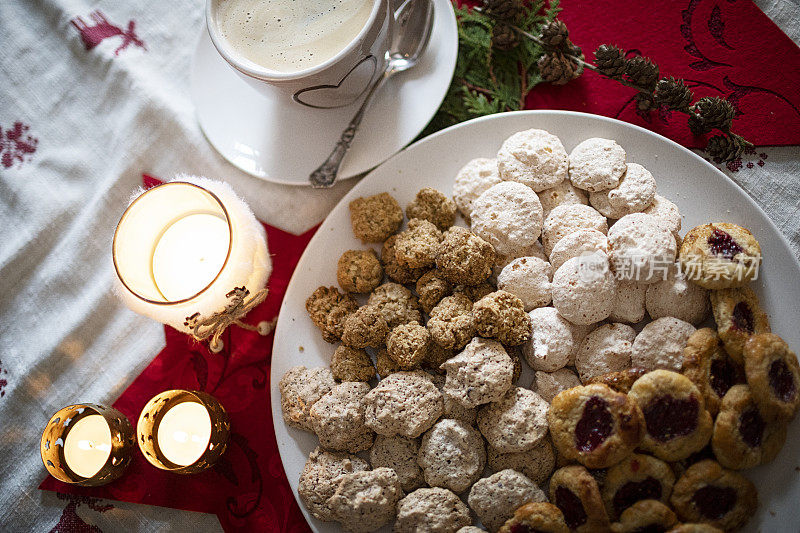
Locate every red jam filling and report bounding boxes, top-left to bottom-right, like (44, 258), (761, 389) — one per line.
(612, 477), (662, 516)
(707, 228), (743, 260)
(642, 395), (699, 442)
(709, 357), (738, 398)
(738, 406), (765, 448)
(769, 359), (797, 402)
(731, 302), (755, 333)
(555, 486), (587, 529)
(691, 485), (737, 519)
(575, 396), (614, 452)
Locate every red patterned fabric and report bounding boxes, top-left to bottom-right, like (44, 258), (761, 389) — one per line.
(40, 175), (314, 533)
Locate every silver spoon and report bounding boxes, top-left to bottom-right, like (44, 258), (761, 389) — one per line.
(308, 0), (435, 188)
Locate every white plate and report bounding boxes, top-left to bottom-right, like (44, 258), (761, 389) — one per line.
(190, 0), (457, 186)
(271, 110), (800, 532)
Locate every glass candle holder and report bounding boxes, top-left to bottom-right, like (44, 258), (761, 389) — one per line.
(137, 390), (230, 474)
(112, 176), (271, 350)
(40, 404), (134, 486)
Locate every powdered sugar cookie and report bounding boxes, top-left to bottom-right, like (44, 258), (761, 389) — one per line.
(418, 418), (486, 493)
(395, 488), (472, 533)
(532, 367), (582, 403)
(538, 180), (589, 218)
(363, 371), (443, 438)
(298, 447), (370, 522)
(497, 129), (569, 192)
(453, 158), (503, 220)
(469, 469), (548, 532)
(442, 337), (515, 408)
(608, 281), (647, 323)
(542, 204), (608, 256)
(568, 138), (627, 192)
(645, 267), (709, 325)
(328, 468), (402, 532)
(549, 229), (609, 270)
(477, 386), (550, 453)
(471, 181), (544, 255)
(497, 256), (553, 311)
(551, 253), (617, 325)
(631, 317), (696, 372)
(643, 194), (681, 235)
(310, 382), (374, 453)
(487, 438), (556, 485)
(589, 163), (656, 219)
(279, 366), (336, 432)
(493, 241), (548, 279)
(575, 323), (636, 382)
(522, 307), (575, 372)
(607, 213), (677, 284)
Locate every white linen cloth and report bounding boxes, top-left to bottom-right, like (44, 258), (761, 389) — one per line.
(0, 0), (797, 530)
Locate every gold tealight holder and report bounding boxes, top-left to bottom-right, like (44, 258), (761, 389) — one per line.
(137, 390), (229, 474)
(40, 404), (134, 486)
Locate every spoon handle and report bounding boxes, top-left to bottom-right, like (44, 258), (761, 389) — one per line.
(309, 70), (389, 189)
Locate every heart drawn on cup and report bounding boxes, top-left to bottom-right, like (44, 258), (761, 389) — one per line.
(293, 55), (378, 109)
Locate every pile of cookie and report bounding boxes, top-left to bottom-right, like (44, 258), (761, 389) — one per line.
(279, 128), (800, 533)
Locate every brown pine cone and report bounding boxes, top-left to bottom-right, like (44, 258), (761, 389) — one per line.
(594, 44), (626, 78)
(688, 112), (709, 135)
(706, 135), (745, 162)
(483, 0), (522, 22)
(492, 22), (519, 50)
(635, 92), (654, 112)
(653, 77), (693, 111)
(624, 55), (659, 90)
(539, 20), (569, 48)
(692, 96), (736, 132)
(538, 51), (582, 85)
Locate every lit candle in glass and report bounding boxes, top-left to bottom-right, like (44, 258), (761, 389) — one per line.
(113, 176), (271, 350)
(41, 404), (134, 486)
(137, 390), (229, 473)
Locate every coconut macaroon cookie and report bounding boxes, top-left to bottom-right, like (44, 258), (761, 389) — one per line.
(549, 228), (609, 270)
(497, 256), (553, 311)
(607, 212), (677, 284)
(607, 281), (647, 324)
(568, 137), (627, 192)
(487, 438), (556, 485)
(442, 337), (515, 408)
(471, 181), (544, 255)
(328, 467), (402, 533)
(363, 371), (443, 438)
(468, 469), (548, 532)
(589, 163), (656, 219)
(453, 158), (503, 220)
(538, 179), (589, 218)
(310, 382), (374, 453)
(575, 323), (636, 383)
(477, 386), (550, 453)
(522, 307), (575, 372)
(418, 418), (486, 493)
(542, 204), (608, 256)
(395, 488), (472, 533)
(645, 267), (709, 325)
(631, 317), (696, 372)
(279, 366), (336, 432)
(496, 129), (569, 192)
(551, 253), (617, 325)
(298, 447), (370, 522)
(643, 194), (682, 235)
(369, 435), (424, 492)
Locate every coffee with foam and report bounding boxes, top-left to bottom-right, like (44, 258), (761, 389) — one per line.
(215, 0), (374, 73)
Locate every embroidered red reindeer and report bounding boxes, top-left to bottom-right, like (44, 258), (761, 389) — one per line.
(70, 11), (146, 56)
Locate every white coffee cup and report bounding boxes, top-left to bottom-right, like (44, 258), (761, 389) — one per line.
(206, 0), (394, 109)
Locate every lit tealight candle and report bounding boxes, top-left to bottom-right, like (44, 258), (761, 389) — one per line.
(63, 414), (112, 478)
(156, 401), (212, 467)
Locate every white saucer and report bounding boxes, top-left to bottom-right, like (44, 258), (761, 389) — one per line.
(190, 0), (458, 186)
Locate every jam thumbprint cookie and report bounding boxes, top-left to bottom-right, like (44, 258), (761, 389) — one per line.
(711, 384), (787, 470)
(602, 453), (676, 520)
(498, 502), (569, 533)
(669, 459), (757, 530)
(678, 223), (761, 290)
(610, 500), (677, 533)
(549, 384), (644, 469)
(709, 286), (770, 365)
(628, 370), (713, 462)
(586, 367), (648, 395)
(549, 465), (610, 532)
(744, 333), (800, 421)
(681, 328), (744, 417)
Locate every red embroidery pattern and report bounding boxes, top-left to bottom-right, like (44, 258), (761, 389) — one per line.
(50, 493), (114, 533)
(70, 11), (146, 56)
(0, 360), (7, 397)
(0, 122), (38, 169)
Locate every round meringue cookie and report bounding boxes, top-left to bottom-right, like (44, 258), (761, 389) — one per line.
(568, 137), (627, 192)
(471, 181), (544, 255)
(607, 212), (677, 284)
(630, 316), (696, 371)
(532, 367), (582, 403)
(551, 253), (617, 325)
(608, 280), (647, 323)
(497, 129), (569, 192)
(589, 163), (656, 219)
(493, 241), (548, 279)
(575, 323), (636, 382)
(497, 256), (553, 311)
(477, 386), (550, 453)
(538, 179), (589, 218)
(452, 158), (502, 219)
(549, 228), (609, 270)
(645, 267), (709, 325)
(542, 204), (608, 256)
(643, 194), (682, 235)
(522, 307), (575, 371)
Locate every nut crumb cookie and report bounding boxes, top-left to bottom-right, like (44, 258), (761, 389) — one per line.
(710, 286), (770, 364)
(298, 447), (370, 522)
(395, 218), (443, 269)
(469, 469), (547, 532)
(601, 453), (675, 519)
(669, 459), (757, 531)
(628, 370), (712, 462)
(473, 290), (532, 346)
(453, 157), (503, 220)
(681, 328), (743, 417)
(477, 386), (550, 453)
(549, 465), (610, 532)
(376, 347), (401, 378)
(678, 223), (761, 290)
(436, 226), (497, 286)
(395, 488), (471, 533)
(386, 322), (431, 370)
(427, 293), (476, 350)
(610, 499), (677, 533)
(330, 346), (376, 382)
(498, 502), (570, 533)
(497, 128), (569, 192)
(349, 192), (404, 243)
(363, 371), (443, 438)
(744, 333), (800, 421)
(369, 435), (424, 491)
(418, 418), (486, 493)
(337, 249), (383, 294)
(328, 467), (402, 533)
(381, 234), (426, 284)
(549, 383), (644, 469)
(341, 305), (389, 349)
(306, 286), (358, 343)
(406, 187), (457, 231)
(310, 382), (374, 453)
(279, 366), (335, 432)
(568, 137), (627, 192)
(416, 269), (453, 314)
(487, 438), (556, 485)
(442, 337), (515, 408)
(367, 282), (422, 328)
